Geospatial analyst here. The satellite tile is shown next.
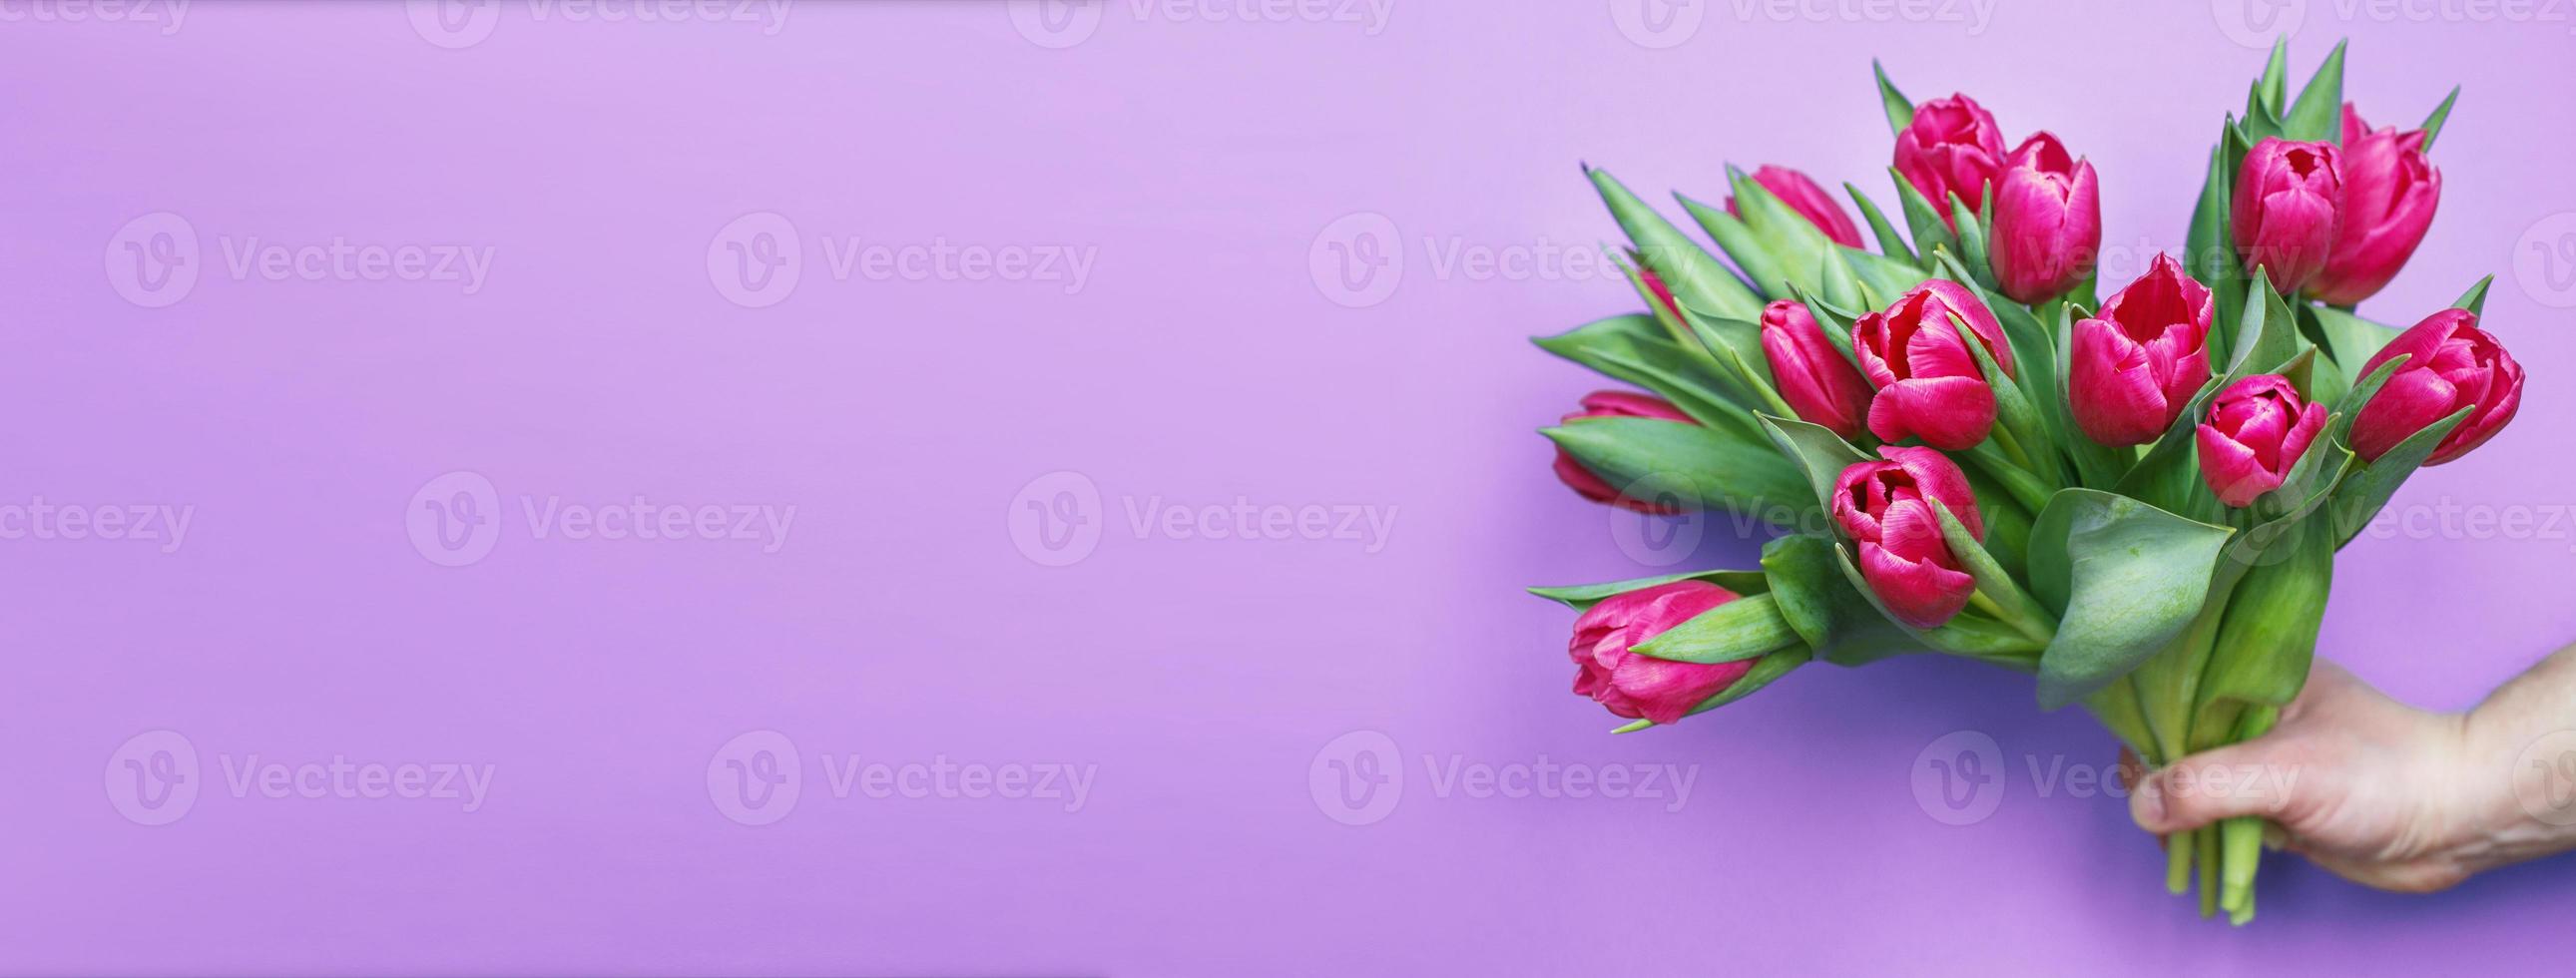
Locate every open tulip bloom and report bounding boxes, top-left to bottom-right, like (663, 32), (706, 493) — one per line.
(1530, 40), (2520, 925)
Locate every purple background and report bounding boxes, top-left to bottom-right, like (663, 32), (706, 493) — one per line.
(5, 1), (2575, 974)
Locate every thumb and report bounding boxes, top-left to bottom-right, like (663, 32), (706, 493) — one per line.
(2128, 740), (2302, 834)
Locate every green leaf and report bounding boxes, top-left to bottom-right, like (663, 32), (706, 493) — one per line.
(1725, 165), (1833, 296)
(2281, 40), (2347, 144)
(2326, 353), (2407, 450)
(1828, 541), (2044, 665)
(1757, 414), (1874, 514)
(1841, 246), (1930, 305)
(1665, 646), (1813, 724)
(2419, 86), (2460, 153)
(2026, 488), (2239, 710)
(1531, 314), (1759, 439)
(1890, 168), (1957, 260)
(1844, 184), (1915, 264)
(1786, 282), (1866, 369)
(1545, 416), (1816, 523)
(1529, 568), (1771, 611)
(1678, 193), (1793, 300)
(1951, 192), (1997, 293)
(2258, 38), (2291, 118)
(1587, 166), (1765, 321)
(1816, 248), (1865, 314)
(2226, 275), (2302, 382)
(1760, 533), (1926, 667)
(1931, 499), (2056, 646)
(2453, 274), (2493, 316)
(2308, 304), (2402, 397)
(2186, 126), (2249, 356)
(2331, 406), (2472, 545)
(1633, 592), (1803, 664)
(1873, 59), (1914, 137)
(2198, 518), (2334, 724)
(2057, 304), (2141, 488)
(2238, 80), (2285, 147)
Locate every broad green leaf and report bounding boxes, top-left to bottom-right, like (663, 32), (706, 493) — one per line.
(2026, 488), (2238, 710)
(1633, 592), (1803, 664)
(2225, 275), (2301, 383)
(2419, 86), (2460, 153)
(2281, 40), (2346, 144)
(1726, 165), (1833, 296)
(1829, 541), (2044, 666)
(1843, 184), (1915, 264)
(1588, 166), (1765, 321)
(1528, 568), (1771, 611)
(1531, 314), (1758, 439)
(1757, 414), (1873, 514)
(1873, 59), (1914, 137)
(2308, 305), (2402, 401)
(1760, 533), (1925, 667)
(1679, 194), (1793, 300)
(1816, 248), (1865, 314)
(2331, 406), (2472, 545)
(1545, 416), (1816, 522)
(1786, 282), (1867, 369)
(1841, 246), (1929, 305)
(2198, 519), (2333, 725)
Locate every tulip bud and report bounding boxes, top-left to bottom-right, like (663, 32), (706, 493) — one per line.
(2069, 253), (2216, 446)
(1727, 165), (1865, 248)
(2351, 308), (2523, 466)
(2196, 375), (2327, 508)
(1760, 300), (1873, 440)
(1568, 581), (1755, 725)
(1989, 133), (2101, 303)
(1893, 94), (2007, 227)
(1852, 279), (2014, 451)
(1639, 267), (1684, 320)
(1830, 447), (1983, 629)
(2311, 105), (2442, 306)
(2231, 139), (2343, 295)
(1552, 390), (1699, 513)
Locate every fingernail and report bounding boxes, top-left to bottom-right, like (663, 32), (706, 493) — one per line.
(2129, 774), (2165, 830)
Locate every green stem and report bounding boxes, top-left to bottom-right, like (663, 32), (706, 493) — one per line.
(2166, 827), (2193, 895)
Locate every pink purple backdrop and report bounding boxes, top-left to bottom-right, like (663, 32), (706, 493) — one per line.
(4, 1), (2574, 974)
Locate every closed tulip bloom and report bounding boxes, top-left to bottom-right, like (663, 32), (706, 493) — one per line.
(2232, 139), (2344, 294)
(1831, 447), (1983, 629)
(1568, 581), (1754, 725)
(2351, 308), (2523, 466)
(2311, 105), (2442, 306)
(1760, 299), (1873, 440)
(1852, 279), (2015, 450)
(1552, 390), (1698, 513)
(1893, 94), (2007, 227)
(2069, 253), (2216, 446)
(1989, 132), (2101, 303)
(2196, 375), (2327, 507)
(1727, 165), (1865, 248)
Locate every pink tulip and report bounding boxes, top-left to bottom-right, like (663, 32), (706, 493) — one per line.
(1552, 390), (1698, 513)
(1893, 94), (2007, 227)
(2196, 375), (2327, 507)
(2069, 253), (2216, 446)
(1831, 447), (1983, 629)
(1727, 165), (1865, 248)
(1760, 299), (1873, 440)
(1640, 268), (1684, 320)
(2232, 138), (2343, 295)
(2351, 308), (2523, 466)
(1989, 132), (2101, 303)
(1568, 581), (1754, 725)
(1852, 279), (2014, 451)
(2311, 105), (2442, 306)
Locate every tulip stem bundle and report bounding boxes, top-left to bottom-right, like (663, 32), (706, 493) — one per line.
(1534, 38), (2520, 924)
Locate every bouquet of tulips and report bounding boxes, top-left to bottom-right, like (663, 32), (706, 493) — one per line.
(1534, 40), (2523, 924)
